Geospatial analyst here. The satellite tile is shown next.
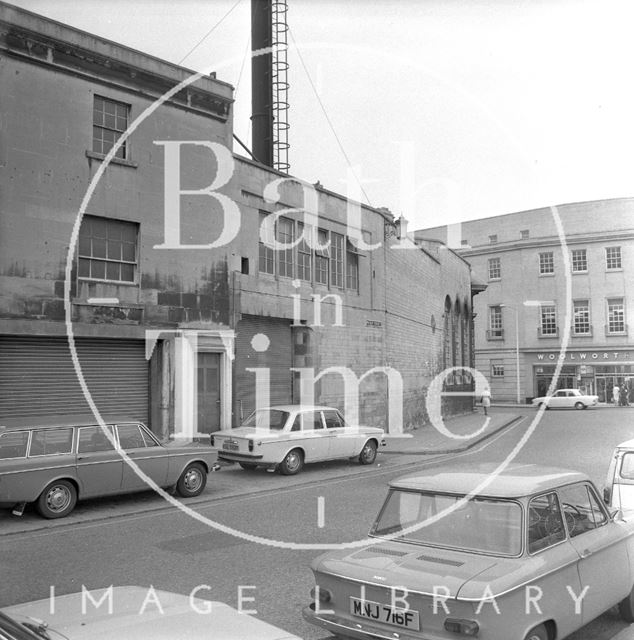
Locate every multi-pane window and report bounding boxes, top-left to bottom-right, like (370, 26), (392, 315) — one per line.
(93, 96), (129, 160)
(571, 248), (588, 272)
(488, 257), (501, 280)
(540, 304), (557, 336)
(315, 229), (330, 285)
(346, 241), (359, 292)
(488, 306), (502, 338)
(297, 223), (312, 281)
(489, 234), (498, 244)
(277, 217), (294, 278)
(78, 216), (138, 283)
(330, 233), (344, 288)
(573, 300), (591, 335)
(539, 252), (554, 275)
(607, 298), (625, 333)
(258, 212), (275, 274)
(491, 360), (504, 377)
(520, 229), (529, 240)
(606, 246), (622, 270)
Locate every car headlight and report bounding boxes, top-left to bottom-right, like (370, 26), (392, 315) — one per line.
(310, 586), (332, 603)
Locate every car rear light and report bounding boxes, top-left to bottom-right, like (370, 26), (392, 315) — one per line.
(248, 439), (254, 452)
(310, 586), (332, 603)
(210, 435), (215, 447)
(444, 618), (479, 635)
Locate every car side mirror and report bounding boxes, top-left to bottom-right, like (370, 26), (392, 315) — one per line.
(603, 486), (612, 505)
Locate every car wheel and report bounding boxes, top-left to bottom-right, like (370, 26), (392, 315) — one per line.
(359, 440), (378, 465)
(574, 402), (585, 410)
(279, 449), (303, 475)
(524, 623), (548, 640)
(239, 462), (258, 471)
(618, 583), (634, 622)
(36, 480), (77, 519)
(176, 462), (207, 497)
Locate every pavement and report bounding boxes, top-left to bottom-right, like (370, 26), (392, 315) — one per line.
(0, 409), (521, 537)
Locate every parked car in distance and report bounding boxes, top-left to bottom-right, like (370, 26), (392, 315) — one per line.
(604, 438), (634, 515)
(531, 388), (599, 410)
(1, 586), (301, 640)
(304, 462), (634, 640)
(0, 416), (219, 519)
(212, 405), (385, 475)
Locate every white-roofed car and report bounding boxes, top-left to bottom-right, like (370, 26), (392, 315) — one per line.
(304, 462), (634, 640)
(212, 405), (385, 475)
(1, 586), (301, 640)
(531, 388), (599, 410)
(604, 438), (634, 517)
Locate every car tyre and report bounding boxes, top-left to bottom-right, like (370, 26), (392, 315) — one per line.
(36, 479), (77, 519)
(574, 401), (585, 410)
(524, 623), (548, 640)
(176, 462), (207, 497)
(618, 584), (634, 622)
(239, 462), (258, 471)
(359, 440), (378, 465)
(279, 449), (303, 475)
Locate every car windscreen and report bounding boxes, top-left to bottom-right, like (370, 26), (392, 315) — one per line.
(371, 489), (522, 556)
(0, 610), (43, 639)
(243, 409), (290, 431)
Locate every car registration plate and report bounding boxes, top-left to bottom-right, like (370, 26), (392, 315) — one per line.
(222, 442), (239, 451)
(349, 597), (420, 630)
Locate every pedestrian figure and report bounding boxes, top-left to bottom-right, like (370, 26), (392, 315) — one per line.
(613, 383), (620, 405)
(481, 387), (491, 416)
(621, 384), (629, 407)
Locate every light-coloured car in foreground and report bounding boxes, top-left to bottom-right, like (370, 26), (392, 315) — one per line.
(212, 405), (385, 475)
(531, 388), (599, 410)
(0, 416), (219, 519)
(1, 586), (301, 640)
(304, 463), (634, 640)
(605, 438), (634, 515)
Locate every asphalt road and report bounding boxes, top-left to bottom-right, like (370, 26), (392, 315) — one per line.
(1, 406), (633, 639)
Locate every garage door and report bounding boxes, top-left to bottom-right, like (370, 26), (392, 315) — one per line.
(0, 336), (149, 422)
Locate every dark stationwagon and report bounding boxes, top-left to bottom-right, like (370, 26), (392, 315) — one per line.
(0, 416), (219, 518)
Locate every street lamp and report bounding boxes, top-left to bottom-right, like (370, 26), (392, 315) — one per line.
(500, 304), (521, 404)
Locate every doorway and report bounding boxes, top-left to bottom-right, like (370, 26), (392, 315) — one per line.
(197, 352), (221, 433)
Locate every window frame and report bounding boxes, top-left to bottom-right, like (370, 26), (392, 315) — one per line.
(571, 248), (588, 273)
(77, 215), (139, 285)
(607, 297), (626, 334)
(92, 95), (130, 160)
(488, 257), (501, 281)
(572, 300), (591, 335)
(539, 251), (554, 276)
(539, 304), (558, 337)
(491, 361), (505, 378)
(606, 246), (622, 271)
(488, 305), (503, 339)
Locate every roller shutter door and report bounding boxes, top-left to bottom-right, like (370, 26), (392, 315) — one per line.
(0, 336), (148, 422)
(234, 316), (292, 421)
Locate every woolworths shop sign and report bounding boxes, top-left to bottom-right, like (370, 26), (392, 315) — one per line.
(536, 351), (634, 361)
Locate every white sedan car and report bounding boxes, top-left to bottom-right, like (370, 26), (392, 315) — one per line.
(531, 388), (599, 410)
(212, 405), (385, 475)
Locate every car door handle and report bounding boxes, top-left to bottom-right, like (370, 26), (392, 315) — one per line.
(580, 548), (592, 558)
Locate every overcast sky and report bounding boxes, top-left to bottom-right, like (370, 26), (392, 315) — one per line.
(9, 0), (634, 229)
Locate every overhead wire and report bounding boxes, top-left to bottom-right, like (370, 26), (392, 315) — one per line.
(288, 27), (373, 207)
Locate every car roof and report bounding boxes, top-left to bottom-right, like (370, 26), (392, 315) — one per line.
(0, 415), (144, 431)
(251, 405), (339, 412)
(616, 438), (634, 450)
(390, 462), (589, 498)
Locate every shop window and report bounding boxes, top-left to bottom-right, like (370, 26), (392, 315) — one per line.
(93, 95), (130, 159)
(539, 305), (557, 337)
(571, 248), (588, 273)
(78, 215), (138, 283)
(606, 246), (622, 270)
(539, 252), (554, 275)
(573, 300), (591, 335)
(488, 257), (501, 280)
(607, 298), (626, 334)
